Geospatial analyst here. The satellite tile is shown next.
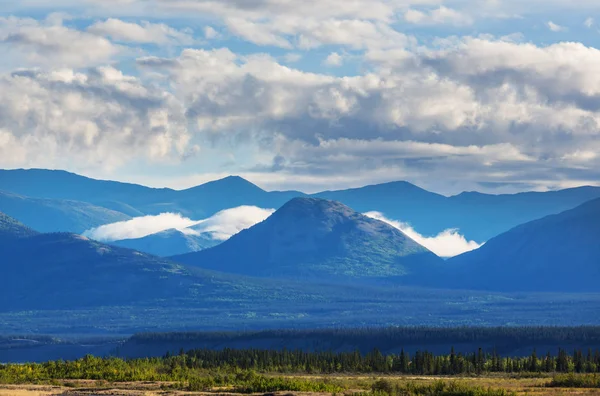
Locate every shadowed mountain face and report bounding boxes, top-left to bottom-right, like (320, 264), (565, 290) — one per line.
(111, 229), (219, 257)
(446, 198), (600, 292)
(171, 198), (443, 282)
(0, 211), (266, 311)
(0, 191), (131, 233)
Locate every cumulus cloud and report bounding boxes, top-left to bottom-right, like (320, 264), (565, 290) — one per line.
(0, 66), (189, 170)
(129, 38), (600, 193)
(364, 212), (482, 257)
(88, 18), (194, 45)
(84, 212), (199, 241)
(84, 206), (275, 242)
(0, 16), (120, 68)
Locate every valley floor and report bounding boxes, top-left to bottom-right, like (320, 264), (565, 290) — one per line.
(2, 375), (600, 396)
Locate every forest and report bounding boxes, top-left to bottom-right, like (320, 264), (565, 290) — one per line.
(2, 347), (600, 383)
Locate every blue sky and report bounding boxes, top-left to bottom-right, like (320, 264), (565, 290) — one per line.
(1, 0), (600, 194)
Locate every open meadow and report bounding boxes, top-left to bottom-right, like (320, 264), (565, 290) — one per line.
(2, 374), (600, 396)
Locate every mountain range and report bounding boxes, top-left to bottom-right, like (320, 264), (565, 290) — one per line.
(3, 169), (600, 242)
(2, 173), (600, 333)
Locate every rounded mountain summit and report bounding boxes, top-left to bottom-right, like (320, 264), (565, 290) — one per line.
(171, 197), (444, 283)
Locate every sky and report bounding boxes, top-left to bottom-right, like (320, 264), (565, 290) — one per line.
(2, 0), (600, 195)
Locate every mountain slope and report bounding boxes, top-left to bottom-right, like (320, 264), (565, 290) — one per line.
(446, 198), (600, 292)
(0, 191), (131, 233)
(172, 198), (443, 282)
(111, 229), (219, 257)
(0, 211), (38, 239)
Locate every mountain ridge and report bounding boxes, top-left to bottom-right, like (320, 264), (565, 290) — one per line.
(171, 197), (443, 282)
(445, 198), (600, 292)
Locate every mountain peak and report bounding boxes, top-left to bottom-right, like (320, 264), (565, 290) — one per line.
(172, 197), (442, 281)
(183, 175), (265, 194)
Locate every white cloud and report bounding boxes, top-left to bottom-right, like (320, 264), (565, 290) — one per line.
(324, 52), (343, 67)
(187, 206), (275, 240)
(84, 212), (200, 241)
(204, 25), (219, 39)
(0, 66), (189, 171)
(547, 21), (567, 32)
(83, 206), (275, 242)
(364, 211), (482, 257)
(88, 18), (194, 45)
(404, 6), (473, 26)
(585, 17), (595, 28)
(0, 16), (120, 68)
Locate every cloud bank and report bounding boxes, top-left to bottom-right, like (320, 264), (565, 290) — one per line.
(364, 211), (482, 258)
(84, 212), (200, 241)
(84, 206), (275, 242)
(187, 206), (275, 240)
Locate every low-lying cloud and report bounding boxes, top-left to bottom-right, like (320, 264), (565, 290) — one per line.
(187, 206), (275, 240)
(364, 211), (482, 258)
(83, 212), (200, 241)
(84, 206), (275, 242)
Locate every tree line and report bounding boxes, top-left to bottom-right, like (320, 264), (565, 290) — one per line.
(3, 346), (599, 386)
(174, 347), (600, 375)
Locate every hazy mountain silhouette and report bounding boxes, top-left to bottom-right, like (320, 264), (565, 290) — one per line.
(111, 229), (219, 257)
(446, 198), (600, 292)
(0, 191), (131, 233)
(172, 197), (443, 282)
(317, 183), (600, 242)
(3, 169), (600, 241)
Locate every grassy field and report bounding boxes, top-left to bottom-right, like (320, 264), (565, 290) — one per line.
(2, 374), (600, 395)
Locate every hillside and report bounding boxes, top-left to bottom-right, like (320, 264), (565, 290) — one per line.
(172, 198), (443, 282)
(111, 229), (219, 257)
(446, 198), (600, 292)
(0, 191), (131, 233)
(0, 211), (38, 239)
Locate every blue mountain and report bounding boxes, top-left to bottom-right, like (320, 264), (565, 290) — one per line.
(172, 197), (443, 282)
(0, 190), (131, 233)
(445, 198), (600, 292)
(2, 169), (600, 242)
(111, 229), (219, 257)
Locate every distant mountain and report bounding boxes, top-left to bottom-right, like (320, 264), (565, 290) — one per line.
(446, 198), (600, 292)
(3, 169), (600, 241)
(0, 191), (131, 233)
(317, 183), (600, 242)
(0, 169), (301, 220)
(111, 229), (219, 257)
(172, 197), (443, 282)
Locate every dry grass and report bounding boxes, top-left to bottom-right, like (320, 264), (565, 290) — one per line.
(2, 375), (600, 395)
